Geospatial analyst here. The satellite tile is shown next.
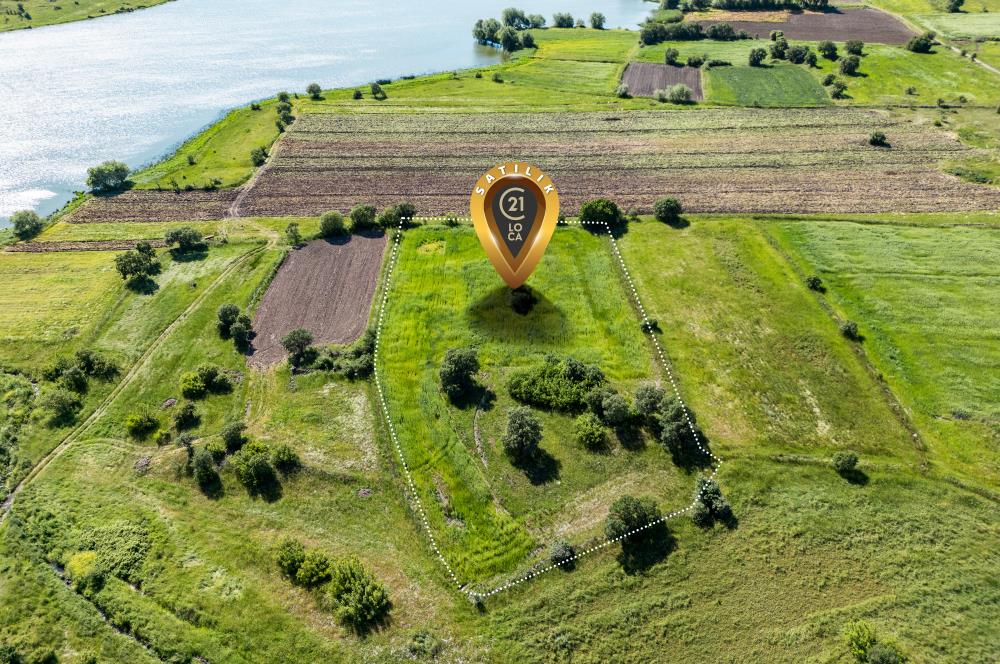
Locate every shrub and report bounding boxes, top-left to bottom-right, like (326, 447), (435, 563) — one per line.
(906, 31), (935, 53)
(40, 388), (82, 424)
(271, 443), (301, 473)
(657, 396), (701, 456)
(832, 450), (859, 474)
(66, 550), (104, 596)
(615, 83), (631, 98)
(114, 247), (160, 282)
(206, 439), (227, 464)
(352, 89), (363, 99)
(282, 328), (315, 369)
(664, 48), (680, 65)
(306, 82), (322, 99)
(164, 226), (205, 253)
(406, 630), (444, 659)
(439, 347), (479, 400)
(806, 275), (824, 291)
(324, 558), (392, 632)
(666, 83), (693, 104)
(840, 320), (861, 341)
(685, 54), (705, 68)
(86, 160), (130, 193)
(770, 30), (783, 41)
(822, 73), (837, 86)
(521, 31), (536, 49)
(869, 131), (888, 147)
(507, 355), (605, 411)
(124, 410), (159, 439)
(370, 82), (386, 99)
(770, 38), (788, 60)
(491, 71), (504, 83)
(787, 44), (810, 64)
(640, 20), (702, 45)
(230, 315), (252, 349)
(635, 384), (666, 419)
(11, 210), (43, 240)
(217, 303), (240, 337)
(192, 448), (219, 489)
(867, 643), (906, 664)
(575, 412), (607, 450)
(349, 204), (378, 232)
(231, 440), (277, 495)
(844, 620), (878, 661)
(75, 349), (118, 380)
(839, 55), (860, 75)
(818, 40), (837, 60)
(376, 201), (417, 229)
(693, 476), (732, 525)
(705, 22), (737, 41)
(748, 47), (767, 67)
(653, 197), (682, 223)
(295, 550), (332, 587)
(59, 365), (88, 393)
(250, 146), (268, 166)
(496, 26), (521, 52)
(173, 402), (199, 431)
(220, 420), (247, 453)
(313, 328), (376, 379)
(590, 12), (605, 29)
(579, 198), (623, 226)
(845, 40), (864, 56)
(277, 91), (290, 102)
(605, 495), (661, 542)
(548, 540), (576, 565)
(180, 371), (207, 399)
(830, 80), (848, 99)
(285, 222), (303, 246)
(552, 12), (574, 28)
(600, 392), (631, 427)
(276, 538), (305, 579)
(502, 406), (542, 459)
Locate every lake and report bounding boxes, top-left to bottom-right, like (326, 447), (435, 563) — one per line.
(0, 0), (650, 224)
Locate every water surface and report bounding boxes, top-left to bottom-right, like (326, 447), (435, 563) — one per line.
(0, 0), (649, 223)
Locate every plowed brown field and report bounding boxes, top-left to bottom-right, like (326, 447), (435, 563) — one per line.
(67, 190), (237, 223)
(248, 235), (386, 368)
(621, 62), (704, 99)
(695, 7), (914, 43)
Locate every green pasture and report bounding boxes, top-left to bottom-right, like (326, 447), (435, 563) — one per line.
(915, 11), (1000, 38)
(0, 0), (173, 32)
(704, 63), (830, 106)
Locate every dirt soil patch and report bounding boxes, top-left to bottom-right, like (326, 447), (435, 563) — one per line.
(248, 236), (386, 368)
(695, 7), (915, 43)
(4, 239), (167, 253)
(67, 190), (237, 223)
(621, 62), (704, 99)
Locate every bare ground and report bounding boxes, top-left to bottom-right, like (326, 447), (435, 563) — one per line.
(67, 190), (237, 223)
(3, 239), (167, 252)
(621, 62), (704, 99)
(248, 236), (386, 368)
(695, 7), (915, 43)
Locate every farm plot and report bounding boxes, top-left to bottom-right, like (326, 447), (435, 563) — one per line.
(248, 236), (386, 367)
(67, 189), (238, 223)
(3, 239), (167, 253)
(695, 7), (915, 43)
(237, 109), (1000, 216)
(703, 64), (829, 107)
(620, 62), (704, 98)
(914, 12), (1000, 39)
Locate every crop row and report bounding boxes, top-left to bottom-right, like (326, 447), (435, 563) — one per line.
(68, 190), (237, 223)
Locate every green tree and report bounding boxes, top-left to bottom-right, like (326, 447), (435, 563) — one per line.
(180, 371), (207, 399)
(349, 204), (378, 232)
(276, 538), (306, 579)
(818, 40), (837, 59)
(271, 443), (301, 473)
(906, 32), (935, 53)
(634, 384), (666, 419)
(319, 210), (347, 237)
(664, 47), (680, 65)
(575, 412), (607, 450)
(666, 83), (693, 103)
(220, 420), (247, 453)
(282, 328), (315, 368)
(501, 7), (529, 29)
(839, 54), (860, 75)
(173, 402), (199, 431)
(230, 315), (253, 349)
(502, 406), (542, 459)
(192, 448), (219, 490)
(844, 620), (878, 661)
(114, 248), (159, 282)
(946, 0), (964, 11)
(40, 388), (82, 425)
(527, 13), (545, 28)
(600, 392), (631, 427)
(439, 347), (479, 400)
(58, 365), (88, 393)
(250, 146), (268, 166)
(552, 12), (574, 28)
(833, 450), (859, 474)
(295, 550), (332, 587)
(590, 12), (606, 29)
(324, 558), (392, 632)
(86, 160), (130, 193)
(496, 26), (521, 52)
(653, 197), (682, 223)
(217, 303), (241, 337)
(285, 222), (303, 246)
(845, 40), (864, 56)
(164, 226), (205, 253)
(231, 440), (277, 495)
(578, 198), (623, 226)
(124, 410), (159, 439)
(10, 210), (42, 240)
(748, 47), (767, 67)
(306, 82), (322, 99)
(605, 495), (661, 542)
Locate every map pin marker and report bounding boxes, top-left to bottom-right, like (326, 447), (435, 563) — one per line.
(470, 162), (560, 289)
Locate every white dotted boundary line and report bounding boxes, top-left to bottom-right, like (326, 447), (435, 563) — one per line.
(374, 217), (724, 600)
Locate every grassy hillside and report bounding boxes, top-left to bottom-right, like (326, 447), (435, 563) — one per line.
(0, 0), (172, 32)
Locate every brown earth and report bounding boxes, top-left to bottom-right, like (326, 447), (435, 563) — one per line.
(695, 7), (915, 43)
(4, 239), (167, 252)
(620, 62), (704, 99)
(67, 190), (238, 223)
(247, 236), (386, 368)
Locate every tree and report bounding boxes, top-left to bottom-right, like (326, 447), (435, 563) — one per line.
(439, 347), (479, 400)
(285, 222), (302, 246)
(605, 495), (661, 542)
(840, 320), (861, 341)
(615, 83), (630, 98)
(192, 448), (219, 489)
(578, 198), (623, 226)
(832, 450), (859, 474)
(114, 247), (159, 282)
(496, 26), (521, 52)
(282, 328), (315, 369)
(124, 410), (159, 438)
(575, 412), (607, 450)
(473, 17), (503, 43)
(180, 371), (207, 399)
(501, 7), (529, 29)
(694, 476), (732, 525)
(527, 13), (545, 28)
(306, 82), (322, 100)
(86, 160), (130, 193)
(40, 388), (82, 425)
(75, 349), (118, 380)
(600, 392), (631, 427)
(664, 47), (680, 65)
(845, 40), (864, 56)
(250, 146), (268, 166)
(325, 558), (392, 632)
(295, 550), (332, 587)
(165, 226), (205, 253)
(946, 0), (964, 11)
(830, 80), (848, 99)
(806, 275), (824, 291)
(906, 31), (935, 53)
(552, 12), (574, 28)
(818, 40), (837, 60)
(521, 31), (536, 48)
(748, 47), (767, 67)
(349, 204), (378, 232)
(230, 315), (252, 349)
(320, 210), (347, 237)
(11, 210), (42, 240)
(635, 384), (666, 419)
(590, 12), (606, 29)
(276, 538), (306, 579)
(653, 197), (683, 223)
(869, 130), (888, 147)
(840, 54), (860, 75)
(217, 304), (240, 337)
(272, 443), (301, 473)
(231, 440), (277, 495)
(220, 420), (247, 453)
(369, 81), (387, 99)
(787, 44), (810, 64)
(502, 406), (542, 459)
(58, 365), (88, 394)
(805, 51), (818, 67)
(173, 402), (199, 431)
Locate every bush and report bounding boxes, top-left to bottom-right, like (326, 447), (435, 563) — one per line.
(664, 47), (680, 65)
(406, 630), (444, 659)
(206, 439), (227, 464)
(349, 204), (378, 232)
(230, 315), (253, 349)
(324, 558), (392, 632)
(250, 146), (268, 166)
(507, 355), (605, 411)
(527, 13), (545, 28)
(653, 197), (682, 223)
(635, 384), (666, 419)
(693, 476), (732, 525)
(271, 443), (301, 473)
(575, 412), (607, 450)
(578, 198), (623, 226)
(66, 550), (105, 596)
(282, 328), (315, 369)
(664, 83), (693, 104)
(220, 420), (247, 453)
(748, 47), (767, 67)
(114, 246), (160, 282)
(217, 304), (241, 338)
(370, 82), (387, 99)
(295, 549), (332, 587)
(806, 275), (824, 291)
(352, 89), (363, 99)
(840, 320), (861, 341)
(640, 20), (702, 45)
(839, 55), (860, 75)
(173, 402), (199, 431)
(502, 406), (542, 459)
(869, 131), (888, 147)
(180, 371), (207, 399)
(548, 540), (576, 565)
(75, 349), (118, 380)
(590, 12), (605, 29)
(844, 620), (878, 661)
(822, 73), (837, 86)
(830, 80), (848, 99)
(86, 160), (130, 193)
(439, 347), (479, 400)
(685, 54), (705, 68)
(615, 83), (631, 98)
(496, 26), (521, 52)
(491, 71), (504, 83)
(285, 222), (303, 246)
(705, 22), (738, 41)
(818, 40), (837, 60)
(40, 388), (82, 425)
(319, 210), (348, 237)
(600, 392), (631, 427)
(552, 12), (574, 28)
(313, 328), (376, 379)
(59, 365), (88, 393)
(787, 44), (810, 64)
(605, 495), (661, 542)
(906, 31), (935, 53)
(231, 440), (277, 495)
(521, 31), (536, 48)
(306, 82), (322, 99)
(164, 226), (205, 253)
(276, 538), (305, 579)
(11, 210), (43, 240)
(770, 38), (788, 60)
(843, 40), (863, 56)
(124, 410), (159, 438)
(376, 201), (417, 229)
(867, 643), (906, 664)
(832, 450), (859, 474)
(657, 396), (702, 457)
(192, 448), (219, 489)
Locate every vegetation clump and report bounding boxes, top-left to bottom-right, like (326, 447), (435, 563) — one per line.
(315, 329), (376, 379)
(653, 197), (683, 224)
(906, 31), (935, 54)
(439, 347), (480, 401)
(502, 405), (543, 461)
(690, 477), (733, 527)
(579, 198), (624, 226)
(87, 160), (130, 193)
(10, 210), (43, 240)
(507, 355), (605, 411)
(114, 242), (160, 284)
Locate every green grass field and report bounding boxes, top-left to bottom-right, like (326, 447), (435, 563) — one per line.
(703, 64), (830, 107)
(0, 0), (172, 31)
(914, 11), (1000, 39)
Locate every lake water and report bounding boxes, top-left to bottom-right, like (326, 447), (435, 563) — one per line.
(0, 0), (650, 224)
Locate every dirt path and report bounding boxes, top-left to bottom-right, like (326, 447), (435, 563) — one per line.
(0, 238), (274, 523)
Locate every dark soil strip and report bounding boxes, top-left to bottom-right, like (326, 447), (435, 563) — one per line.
(248, 235), (387, 368)
(621, 62), (704, 99)
(695, 8), (915, 44)
(4, 239), (167, 252)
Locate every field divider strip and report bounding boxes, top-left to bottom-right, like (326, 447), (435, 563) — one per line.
(373, 217), (723, 601)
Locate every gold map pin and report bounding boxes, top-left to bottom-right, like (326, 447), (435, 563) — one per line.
(470, 162), (560, 289)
